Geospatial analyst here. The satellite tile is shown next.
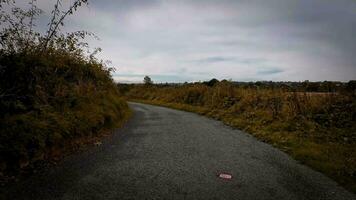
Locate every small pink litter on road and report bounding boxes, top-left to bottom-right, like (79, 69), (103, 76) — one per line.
(218, 173), (232, 180)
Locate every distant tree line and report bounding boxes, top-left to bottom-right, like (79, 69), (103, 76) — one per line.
(118, 78), (356, 94)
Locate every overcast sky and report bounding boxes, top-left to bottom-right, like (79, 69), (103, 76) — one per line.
(6, 0), (356, 82)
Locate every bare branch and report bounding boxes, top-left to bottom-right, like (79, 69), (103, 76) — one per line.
(43, 0), (88, 50)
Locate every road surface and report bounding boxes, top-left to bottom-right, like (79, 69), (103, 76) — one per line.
(1, 102), (355, 200)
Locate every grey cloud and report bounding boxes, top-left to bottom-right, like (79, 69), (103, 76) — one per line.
(257, 68), (284, 75)
(90, 0), (159, 13)
(3, 0), (355, 82)
(191, 56), (236, 64)
(189, 56), (267, 66)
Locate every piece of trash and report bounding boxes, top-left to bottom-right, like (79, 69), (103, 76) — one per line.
(218, 173), (232, 180)
(94, 141), (102, 146)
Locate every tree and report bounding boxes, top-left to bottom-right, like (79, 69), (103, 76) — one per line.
(143, 76), (153, 85)
(203, 78), (219, 87)
(346, 80), (356, 92)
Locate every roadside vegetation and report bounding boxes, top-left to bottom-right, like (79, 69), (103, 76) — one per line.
(0, 0), (130, 178)
(120, 79), (356, 193)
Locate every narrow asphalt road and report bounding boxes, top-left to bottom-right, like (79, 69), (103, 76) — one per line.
(1, 102), (355, 200)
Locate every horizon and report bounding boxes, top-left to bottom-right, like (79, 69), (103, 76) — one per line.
(115, 77), (356, 84)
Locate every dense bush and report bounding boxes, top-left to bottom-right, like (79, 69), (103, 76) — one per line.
(0, 51), (130, 173)
(0, 0), (130, 175)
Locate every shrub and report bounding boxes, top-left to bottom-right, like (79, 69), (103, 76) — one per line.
(0, 0), (130, 175)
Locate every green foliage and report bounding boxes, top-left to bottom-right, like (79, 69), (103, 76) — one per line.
(122, 81), (356, 193)
(0, 49), (130, 175)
